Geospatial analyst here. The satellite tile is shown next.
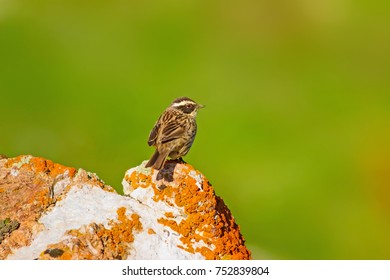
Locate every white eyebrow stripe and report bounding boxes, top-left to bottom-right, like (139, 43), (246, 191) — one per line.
(173, 100), (195, 107)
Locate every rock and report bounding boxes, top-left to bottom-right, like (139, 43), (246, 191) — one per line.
(0, 155), (251, 260)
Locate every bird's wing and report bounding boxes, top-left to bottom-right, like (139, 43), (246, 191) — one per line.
(160, 116), (186, 144)
(147, 116), (161, 146)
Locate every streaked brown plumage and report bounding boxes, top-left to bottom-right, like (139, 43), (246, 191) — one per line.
(145, 97), (204, 170)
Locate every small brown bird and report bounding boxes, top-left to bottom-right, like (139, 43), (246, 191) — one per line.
(145, 97), (204, 170)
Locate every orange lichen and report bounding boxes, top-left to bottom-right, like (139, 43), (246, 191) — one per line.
(94, 207), (142, 259)
(177, 244), (195, 254)
(29, 157), (77, 179)
(164, 212), (174, 218)
(126, 170), (155, 190)
(5, 155), (77, 179)
(152, 164), (251, 260)
(3, 155), (27, 168)
(39, 246), (73, 260)
(4, 155), (113, 195)
(148, 228), (156, 235)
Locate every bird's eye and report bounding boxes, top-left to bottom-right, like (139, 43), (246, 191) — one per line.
(186, 104), (192, 108)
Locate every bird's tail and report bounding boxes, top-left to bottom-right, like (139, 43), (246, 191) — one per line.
(145, 150), (168, 170)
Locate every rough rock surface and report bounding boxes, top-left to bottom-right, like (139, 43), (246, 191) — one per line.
(0, 155), (251, 260)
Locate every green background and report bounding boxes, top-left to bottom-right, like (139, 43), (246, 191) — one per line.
(1, 0), (389, 259)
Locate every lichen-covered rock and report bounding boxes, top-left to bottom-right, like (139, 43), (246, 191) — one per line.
(0, 155), (250, 260)
(123, 160), (251, 260)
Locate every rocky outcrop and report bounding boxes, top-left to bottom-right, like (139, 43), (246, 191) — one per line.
(0, 155), (250, 260)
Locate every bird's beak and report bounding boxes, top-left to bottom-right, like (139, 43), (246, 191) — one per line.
(198, 104), (205, 109)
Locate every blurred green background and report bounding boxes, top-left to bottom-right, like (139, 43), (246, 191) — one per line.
(1, 0), (390, 259)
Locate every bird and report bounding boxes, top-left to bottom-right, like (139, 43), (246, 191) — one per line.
(145, 97), (204, 170)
